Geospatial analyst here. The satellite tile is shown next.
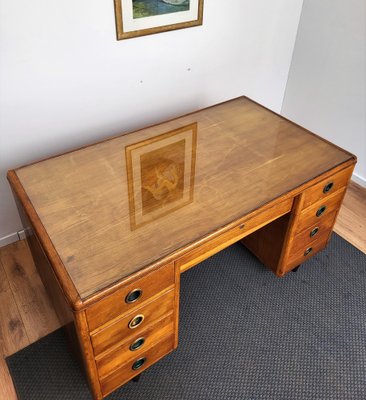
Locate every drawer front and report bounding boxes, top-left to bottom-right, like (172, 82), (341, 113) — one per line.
(176, 197), (293, 273)
(91, 289), (175, 356)
(100, 334), (175, 396)
(292, 210), (337, 246)
(302, 166), (352, 209)
(286, 234), (329, 270)
(86, 262), (175, 331)
(96, 313), (175, 379)
(294, 189), (345, 235)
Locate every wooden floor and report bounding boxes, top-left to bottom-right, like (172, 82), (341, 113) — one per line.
(0, 181), (365, 399)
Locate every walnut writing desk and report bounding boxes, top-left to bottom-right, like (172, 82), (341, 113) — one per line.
(7, 97), (356, 399)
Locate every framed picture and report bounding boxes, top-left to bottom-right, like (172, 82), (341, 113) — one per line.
(125, 123), (197, 230)
(114, 0), (204, 40)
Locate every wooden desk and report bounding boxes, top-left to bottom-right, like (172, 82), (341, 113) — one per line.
(7, 97), (356, 399)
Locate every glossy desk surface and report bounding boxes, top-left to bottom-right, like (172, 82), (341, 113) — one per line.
(12, 97), (354, 299)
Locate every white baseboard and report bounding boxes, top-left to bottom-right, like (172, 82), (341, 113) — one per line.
(352, 172), (366, 188)
(0, 230), (26, 248)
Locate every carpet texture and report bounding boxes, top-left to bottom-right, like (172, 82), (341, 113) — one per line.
(7, 233), (366, 399)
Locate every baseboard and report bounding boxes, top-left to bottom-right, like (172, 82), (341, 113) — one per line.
(352, 172), (366, 188)
(0, 230), (26, 248)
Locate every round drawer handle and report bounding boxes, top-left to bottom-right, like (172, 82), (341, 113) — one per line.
(304, 247), (313, 256)
(125, 288), (143, 304)
(323, 182), (334, 194)
(316, 205), (327, 217)
(310, 227), (319, 237)
(128, 314), (145, 329)
(130, 337), (145, 351)
(132, 357), (146, 371)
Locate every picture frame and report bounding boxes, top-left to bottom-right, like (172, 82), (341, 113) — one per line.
(114, 0), (204, 40)
(125, 123), (197, 230)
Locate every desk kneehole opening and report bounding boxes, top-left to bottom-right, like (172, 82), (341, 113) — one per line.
(132, 357), (146, 371)
(128, 314), (145, 329)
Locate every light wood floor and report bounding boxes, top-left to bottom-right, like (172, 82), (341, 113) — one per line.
(0, 181), (365, 399)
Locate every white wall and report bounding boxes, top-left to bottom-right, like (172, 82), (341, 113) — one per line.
(0, 0), (303, 245)
(282, 0), (366, 186)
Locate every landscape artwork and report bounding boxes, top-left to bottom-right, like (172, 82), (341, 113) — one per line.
(114, 0), (203, 39)
(133, 0), (190, 19)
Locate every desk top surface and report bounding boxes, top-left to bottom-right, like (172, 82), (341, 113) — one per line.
(12, 97), (354, 300)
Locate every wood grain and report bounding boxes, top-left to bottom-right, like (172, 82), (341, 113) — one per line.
(9, 97), (356, 301)
(334, 181), (366, 253)
(86, 262), (174, 331)
(293, 188), (346, 235)
(176, 197), (293, 273)
(0, 240), (60, 344)
(95, 313), (175, 379)
(0, 257), (29, 357)
(4, 96), (359, 399)
(100, 334), (175, 396)
(91, 289), (175, 355)
(301, 165), (354, 208)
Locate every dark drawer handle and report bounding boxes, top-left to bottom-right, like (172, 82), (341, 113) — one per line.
(316, 205), (327, 217)
(132, 357), (146, 371)
(125, 289), (143, 304)
(304, 247), (313, 256)
(310, 227), (319, 237)
(128, 314), (145, 329)
(130, 337), (145, 351)
(323, 182), (334, 194)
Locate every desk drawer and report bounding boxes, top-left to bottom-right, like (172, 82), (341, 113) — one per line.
(286, 234), (330, 270)
(96, 313), (175, 379)
(86, 262), (175, 331)
(292, 210), (337, 246)
(302, 166), (353, 209)
(294, 189), (345, 235)
(100, 334), (175, 396)
(91, 289), (175, 356)
(176, 198), (293, 273)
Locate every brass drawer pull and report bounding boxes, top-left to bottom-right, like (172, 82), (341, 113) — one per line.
(316, 205), (327, 217)
(323, 182), (334, 194)
(130, 337), (145, 351)
(125, 288), (143, 304)
(128, 314), (145, 329)
(132, 357), (146, 370)
(304, 247), (313, 256)
(310, 227), (319, 237)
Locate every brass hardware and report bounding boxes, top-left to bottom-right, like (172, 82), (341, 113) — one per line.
(128, 314), (145, 329)
(125, 288), (143, 304)
(323, 182), (334, 194)
(316, 205), (327, 217)
(304, 247), (313, 256)
(130, 337), (145, 351)
(132, 357), (146, 370)
(310, 227), (319, 237)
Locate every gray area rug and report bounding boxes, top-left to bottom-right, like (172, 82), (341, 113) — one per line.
(6, 233), (366, 399)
